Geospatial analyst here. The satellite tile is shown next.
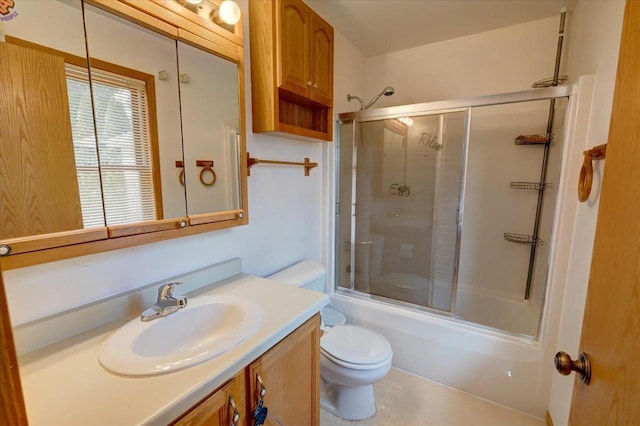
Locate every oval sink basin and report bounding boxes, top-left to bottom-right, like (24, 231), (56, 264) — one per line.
(99, 295), (263, 376)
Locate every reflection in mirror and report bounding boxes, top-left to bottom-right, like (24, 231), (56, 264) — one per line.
(177, 41), (241, 215)
(0, 0), (104, 241)
(338, 113), (466, 312)
(83, 4), (186, 226)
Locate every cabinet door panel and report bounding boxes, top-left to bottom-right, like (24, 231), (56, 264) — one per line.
(173, 370), (246, 426)
(0, 43), (84, 238)
(278, 0), (309, 97)
(309, 13), (333, 107)
(248, 315), (320, 426)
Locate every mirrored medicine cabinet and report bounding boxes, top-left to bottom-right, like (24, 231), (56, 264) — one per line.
(0, 0), (248, 269)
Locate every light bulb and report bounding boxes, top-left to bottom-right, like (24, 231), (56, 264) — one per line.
(186, 0), (203, 4)
(217, 0), (241, 25)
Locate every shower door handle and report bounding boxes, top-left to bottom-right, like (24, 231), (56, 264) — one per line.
(554, 351), (591, 384)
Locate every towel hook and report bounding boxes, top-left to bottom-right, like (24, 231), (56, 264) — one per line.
(196, 160), (216, 187)
(578, 144), (606, 202)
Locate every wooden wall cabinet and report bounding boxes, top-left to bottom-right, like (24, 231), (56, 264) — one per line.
(250, 0), (334, 141)
(173, 315), (320, 426)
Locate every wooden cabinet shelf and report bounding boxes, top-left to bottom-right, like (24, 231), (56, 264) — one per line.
(250, 0), (333, 142)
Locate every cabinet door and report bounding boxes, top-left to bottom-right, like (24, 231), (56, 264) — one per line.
(278, 0), (310, 97)
(309, 12), (333, 107)
(0, 43), (85, 239)
(248, 315), (321, 426)
(173, 370), (246, 426)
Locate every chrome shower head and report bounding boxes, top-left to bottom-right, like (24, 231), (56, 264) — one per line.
(364, 86), (395, 110)
(382, 86), (395, 96)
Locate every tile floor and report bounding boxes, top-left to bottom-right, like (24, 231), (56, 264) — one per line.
(320, 368), (545, 426)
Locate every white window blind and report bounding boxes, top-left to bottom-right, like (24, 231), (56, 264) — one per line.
(66, 65), (156, 227)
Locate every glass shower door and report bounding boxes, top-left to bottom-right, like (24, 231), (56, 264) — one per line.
(337, 111), (467, 312)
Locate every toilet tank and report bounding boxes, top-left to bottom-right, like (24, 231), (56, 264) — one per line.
(267, 260), (326, 292)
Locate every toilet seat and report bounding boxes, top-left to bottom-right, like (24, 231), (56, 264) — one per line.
(320, 325), (392, 370)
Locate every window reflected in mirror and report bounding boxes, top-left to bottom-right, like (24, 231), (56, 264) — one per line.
(0, 0), (105, 240)
(83, 3), (186, 226)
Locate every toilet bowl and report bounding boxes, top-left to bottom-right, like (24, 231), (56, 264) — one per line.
(371, 272), (429, 305)
(320, 324), (392, 420)
(267, 260), (393, 420)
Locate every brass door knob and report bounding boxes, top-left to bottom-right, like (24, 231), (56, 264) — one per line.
(554, 351), (591, 384)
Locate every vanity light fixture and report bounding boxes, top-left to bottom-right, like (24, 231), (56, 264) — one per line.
(213, 0), (242, 26)
(177, 0), (241, 27)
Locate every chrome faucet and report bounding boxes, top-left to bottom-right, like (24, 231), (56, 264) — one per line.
(140, 282), (187, 322)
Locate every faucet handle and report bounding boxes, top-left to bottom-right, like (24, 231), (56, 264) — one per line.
(157, 282), (182, 301)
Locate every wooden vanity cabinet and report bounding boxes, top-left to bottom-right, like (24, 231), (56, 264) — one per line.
(173, 370), (246, 426)
(250, 0), (334, 141)
(173, 315), (321, 426)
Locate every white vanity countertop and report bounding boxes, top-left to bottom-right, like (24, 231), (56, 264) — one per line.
(18, 274), (329, 425)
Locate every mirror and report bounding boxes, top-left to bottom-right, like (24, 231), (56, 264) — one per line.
(0, 0), (105, 243)
(177, 40), (242, 215)
(83, 3), (187, 226)
(0, 0), (246, 262)
(381, 121), (408, 194)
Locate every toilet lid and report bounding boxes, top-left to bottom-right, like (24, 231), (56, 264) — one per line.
(320, 325), (392, 366)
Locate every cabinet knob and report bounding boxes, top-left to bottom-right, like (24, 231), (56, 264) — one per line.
(313, 83), (317, 89)
(0, 244), (11, 257)
(306, 81), (312, 87)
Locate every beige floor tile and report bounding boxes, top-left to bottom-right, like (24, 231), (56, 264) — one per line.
(320, 368), (545, 426)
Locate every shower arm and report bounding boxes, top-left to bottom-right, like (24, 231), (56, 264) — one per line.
(364, 93), (384, 110)
(347, 94), (365, 110)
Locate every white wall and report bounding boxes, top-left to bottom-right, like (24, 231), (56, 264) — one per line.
(547, 2), (625, 425)
(3, 0), (327, 326)
(364, 16), (560, 106)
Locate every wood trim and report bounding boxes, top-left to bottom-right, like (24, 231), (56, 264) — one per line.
(5, 35), (88, 68)
(177, 28), (241, 63)
(546, 410), (554, 426)
(2, 228), (108, 255)
(188, 210), (243, 226)
(107, 218), (189, 238)
(1, 215), (248, 270)
(86, 0), (179, 38)
(237, 48), (250, 217)
(0, 272), (28, 426)
(146, 0), (243, 47)
(249, 0), (278, 134)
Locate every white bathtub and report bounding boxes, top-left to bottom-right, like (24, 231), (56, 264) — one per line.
(455, 286), (541, 337)
(329, 292), (549, 417)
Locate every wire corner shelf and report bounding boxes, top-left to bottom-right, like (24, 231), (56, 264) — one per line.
(504, 233), (545, 247)
(509, 181), (552, 191)
(514, 134), (551, 145)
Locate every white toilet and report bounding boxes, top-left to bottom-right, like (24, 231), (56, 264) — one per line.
(268, 260), (393, 420)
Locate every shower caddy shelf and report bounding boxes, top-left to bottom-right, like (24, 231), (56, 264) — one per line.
(503, 8), (566, 301)
(514, 134), (551, 145)
(503, 233), (544, 246)
(509, 181), (552, 191)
